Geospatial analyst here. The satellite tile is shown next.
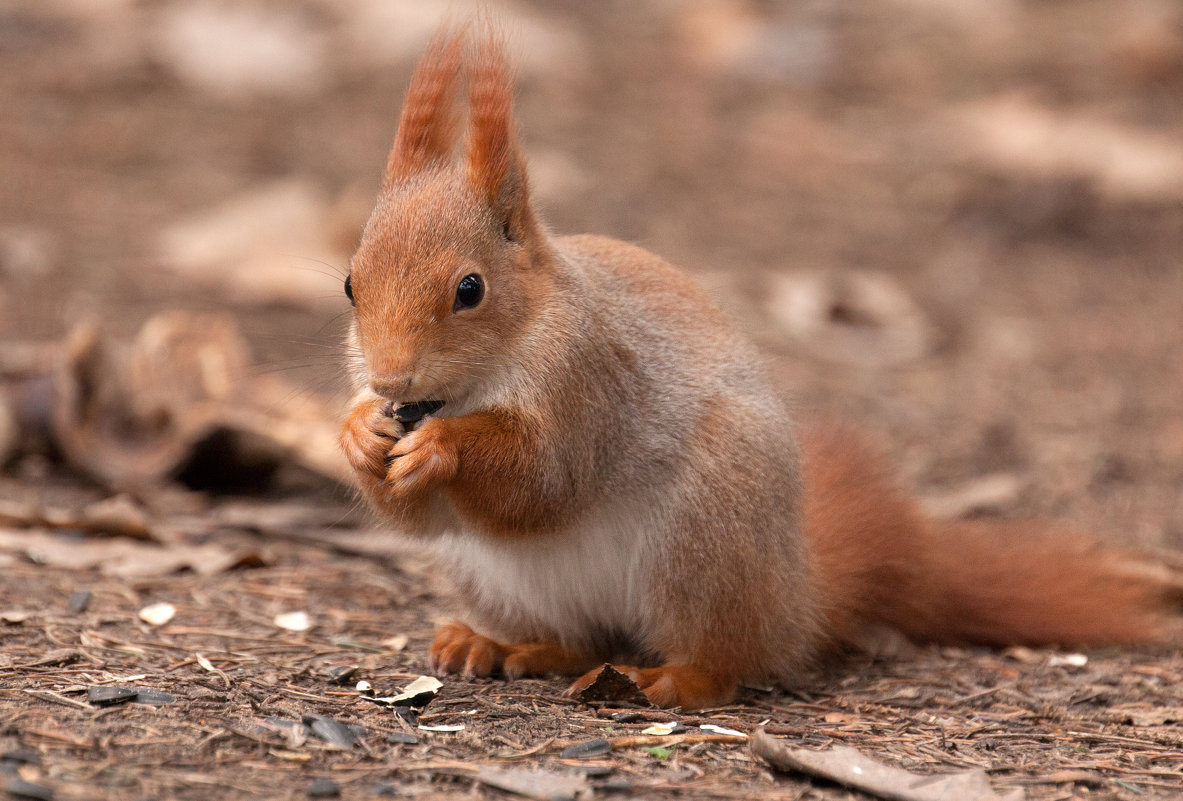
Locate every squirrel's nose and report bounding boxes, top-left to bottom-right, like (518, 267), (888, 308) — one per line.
(369, 359), (420, 402)
(369, 374), (415, 401)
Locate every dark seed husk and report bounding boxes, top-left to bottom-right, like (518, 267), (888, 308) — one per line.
(392, 400), (444, 424)
(6, 778), (53, 800)
(134, 688), (176, 705)
(306, 778), (340, 798)
(87, 686), (137, 707)
(304, 715), (360, 749)
(559, 738), (612, 759)
(1, 750), (39, 766)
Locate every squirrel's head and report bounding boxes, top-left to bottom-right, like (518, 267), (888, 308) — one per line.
(347, 29), (549, 408)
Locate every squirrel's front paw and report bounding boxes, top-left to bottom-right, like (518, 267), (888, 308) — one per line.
(340, 398), (404, 480)
(384, 416), (458, 496)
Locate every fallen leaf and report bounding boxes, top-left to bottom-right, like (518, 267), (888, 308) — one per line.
(79, 494), (153, 539)
(750, 729), (1024, 801)
(382, 634), (409, 652)
(766, 270), (934, 367)
(475, 766), (589, 801)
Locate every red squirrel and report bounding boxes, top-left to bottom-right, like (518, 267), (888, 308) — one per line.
(339, 30), (1183, 710)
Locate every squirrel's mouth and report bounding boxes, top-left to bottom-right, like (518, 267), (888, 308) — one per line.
(392, 399), (445, 425)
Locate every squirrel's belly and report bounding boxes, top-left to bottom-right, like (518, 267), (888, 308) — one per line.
(434, 497), (659, 652)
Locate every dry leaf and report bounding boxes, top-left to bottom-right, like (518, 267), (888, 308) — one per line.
(766, 270), (934, 367)
(382, 634), (409, 652)
(475, 767), (588, 801)
(0, 530), (266, 579)
(5, 312), (350, 492)
(751, 730), (1024, 801)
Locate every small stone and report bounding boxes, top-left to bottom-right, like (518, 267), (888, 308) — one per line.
(66, 590), (92, 614)
(559, 738), (612, 759)
(138, 602), (177, 626)
(384, 731), (418, 745)
(134, 688), (177, 705)
(87, 686), (137, 707)
(306, 778), (340, 798)
(274, 611), (312, 632)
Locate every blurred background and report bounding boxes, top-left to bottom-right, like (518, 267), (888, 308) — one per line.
(1, 0), (1182, 546)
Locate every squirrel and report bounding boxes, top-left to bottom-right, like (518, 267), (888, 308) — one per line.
(338, 29), (1183, 710)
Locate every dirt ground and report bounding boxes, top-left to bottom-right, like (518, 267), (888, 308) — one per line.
(2, 1), (1183, 799)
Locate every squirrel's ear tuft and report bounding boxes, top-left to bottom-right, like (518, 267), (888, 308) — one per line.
(385, 29), (466, 187)
(464, 29), (534, 239)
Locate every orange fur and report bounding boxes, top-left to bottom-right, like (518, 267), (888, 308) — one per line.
(802, 423), (1183, 650)
(385, 30), (465, 186)
(340, 29), (1183, 711)
(431, 622), (596, 678)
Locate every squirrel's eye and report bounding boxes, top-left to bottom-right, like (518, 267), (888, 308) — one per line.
(454, 273), (484, 312)
(344, 275), (354, 305)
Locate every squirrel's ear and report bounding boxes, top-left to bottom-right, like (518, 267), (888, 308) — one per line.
(385, 31), (465, 187)
(465, 32), (535, 240)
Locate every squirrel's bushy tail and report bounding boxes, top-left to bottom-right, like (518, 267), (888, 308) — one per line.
(802, 423), (1183, 651)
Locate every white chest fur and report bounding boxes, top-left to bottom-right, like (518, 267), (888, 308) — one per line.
(434, 497), (658, 651)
